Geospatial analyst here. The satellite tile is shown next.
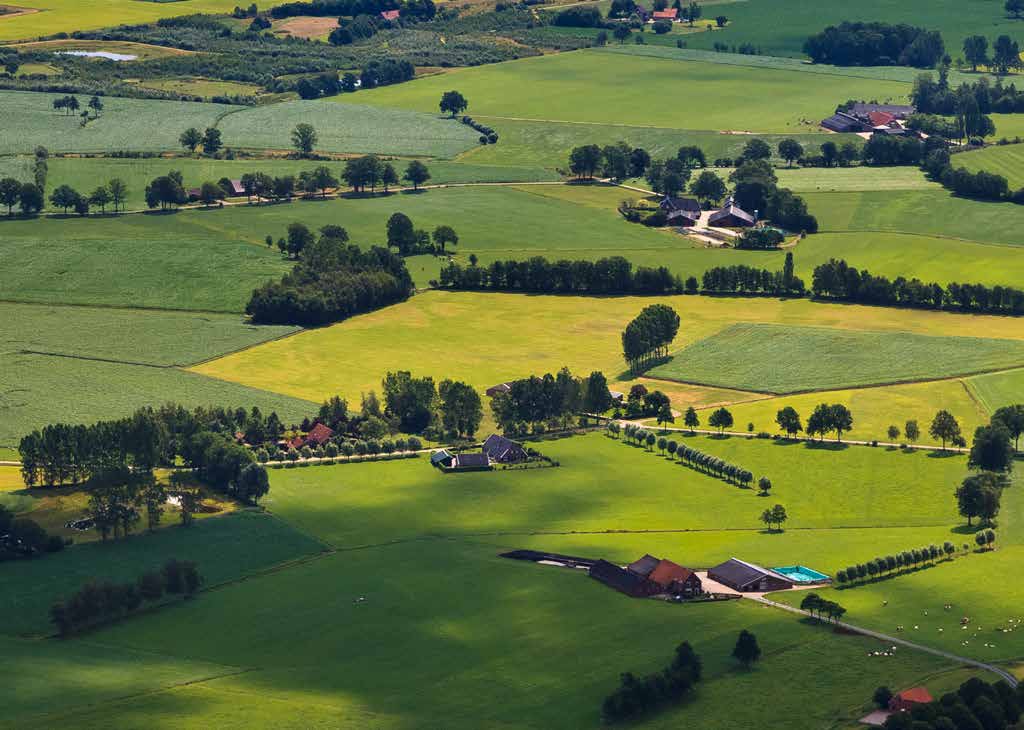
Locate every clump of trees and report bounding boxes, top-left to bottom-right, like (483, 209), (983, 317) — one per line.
(701, 253), (805, 296)
(811, 258), (1024, 314)
(0, 505), (66, 561)
(342, 154), (399, 194)
(803, 22), (944, 67)
(806, 403), (854, 442)
(621, 304), (680, 374)
(438, 255), (682, 295)
(799, 592), (846, 622)
(729, 160), (818, 232)
(51, 559), (202, 636)
(602, 641), (703, 722)
(379, 370), (482, 438)
(835, 543), (955, 586)
(760, 503), (788, 531)
(491, 368), (611, 434)
(246, 223), (414, 326)
(879, 675), (1021, 730)
(734, 227), (784, 250)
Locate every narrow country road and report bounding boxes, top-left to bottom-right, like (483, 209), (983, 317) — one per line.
(754, 595), (1019, 687)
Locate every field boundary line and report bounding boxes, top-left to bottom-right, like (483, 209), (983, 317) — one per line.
(0, 297), (242, 316)
(18, 349), (176, 369)
(754, 595), (1019, 687)
(182, 326), (309, 369)
(815, 227), (1024, 250)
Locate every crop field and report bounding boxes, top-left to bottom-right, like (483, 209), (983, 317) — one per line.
(135, 77), (264, 99)
(683, 377), (990, 446)
(193, 289), (1024, 408)
(0, 0), (240, 41)
(0, 302), (315, 450)
(671, 0), (1024, 60)
(965, 368), (1024, 414)
(774, 165), (937, 192)
(955, 144), (1024, 190)
(0, 90), (234, 154)
(348, 49), (911, 133)
(216, 99), (480, 158)
(647, 323), (1024, 394)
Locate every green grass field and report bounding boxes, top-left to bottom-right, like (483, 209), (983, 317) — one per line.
(0, 0), (240, 41)
(955, 144), (1024, 191)
(678, 377), (990, 446)
(216, 99), (480, 158)
(135, 77), (264, 99)
(348, 48), (911, 134)
(648, 323), (1024, 394)
(0, 90), (234, 154)
(194, 289), (1024, 408)
(0, 302), (316, 451)
(965, 368), (1024, 414)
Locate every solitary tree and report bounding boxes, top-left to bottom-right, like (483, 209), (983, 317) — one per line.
(777, 139), (804, 167)
(828, 404), (853, 442)
(963, 35), (990, 71)
(905, 419), (920, 444)
(439, 90), (468, 117)
(202, 127), (223, 155)
(404, 160), (431, 190)
(179, 127), (202, 154)
(992, 404), (1024, 451)
(732, 630), (761, 667)
(708, 407), (733, 434)
(775, 406), (802, 437)
(690, 170), (726, 204)
(108, 178), (127, 212)
(887, 425), (900, 442)
(89, 185), (111, 213)
(684, 406), (699, 432)
(88, 95), (103, 117)
(49, 184), (80, 214)
(432, 225), (458, 253)
(930, 410), (962, 451)
(956, 472), (1003, 526)
(758, 476), (771, 496)
(968, 423), (1014, 473)
(1007, 0), (1023, 19)
(0, 177), (21, 215)
(291, 123), (318, 157)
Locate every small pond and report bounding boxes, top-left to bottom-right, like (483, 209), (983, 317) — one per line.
(57, 50), (138, 61)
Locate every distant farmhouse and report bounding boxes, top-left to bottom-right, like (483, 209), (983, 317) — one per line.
(660, 196), (702, 227)
(821, 102), (916, 135)
(482, 434), (528, 464)
(708, 196), (755, 228)
(590, 553), (704, 598)
(432, 434), (530, 472)
(652, 7), (678, 20)
(707, 557), (793, 592)
(485, 382), (512, 398)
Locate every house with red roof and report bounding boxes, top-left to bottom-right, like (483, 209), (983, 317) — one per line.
(889, 687), (933, 712)
(304, 422), (335, 447)
(652, 8), (678, 19)
(380, 9), (400, 21)
(648, 559), (703, 596)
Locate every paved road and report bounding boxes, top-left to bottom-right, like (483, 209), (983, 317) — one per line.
(755, 595), (1019, 687)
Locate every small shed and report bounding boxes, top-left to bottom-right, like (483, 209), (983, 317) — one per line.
(708, 557), (792, 592)
(450, 452), (492, 471)
(589, 559), (660, 597)
(889, 687), (933, 712)
(486, 382), (512, 398)
(430, 449), (454, 468)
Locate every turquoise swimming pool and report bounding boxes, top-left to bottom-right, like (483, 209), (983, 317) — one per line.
(772, 565), (830, 583)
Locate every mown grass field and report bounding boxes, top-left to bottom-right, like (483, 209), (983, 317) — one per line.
(679, 377), (990, 446)
(0, 302), (315, 451)
(0, 90), (234, 154)
(966, 368), (1024, 414)
(648, 323), (1024, 394)
(193, 289), (1024, 409)
(0, 0), (240, 41)
(348, 49), (911, 133)
(955, 144), (1024, 191)
(672, 0), (1024, 61)
(135, 77), (263, 99)
(216, 99), (480, 158)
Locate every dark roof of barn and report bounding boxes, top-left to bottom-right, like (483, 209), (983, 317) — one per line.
(709, 203), (755, 225)
(850, 102), (914, 118)
(590, 559), (655, 593)
(627, 554), (661, 577)
(430, 449), (453, 465)
(453, 452), (490, 468)
(482, 434), (525, 459)
(709, 558), (789, 588)
(660, 196), (701, 213)
(821, 112), (864, 133)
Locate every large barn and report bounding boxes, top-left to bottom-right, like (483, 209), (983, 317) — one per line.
(708, 558), (793, 592)
(648, 559), (703, 596)
(589, 559), (661, 597)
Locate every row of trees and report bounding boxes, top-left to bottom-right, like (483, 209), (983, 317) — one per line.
(879, 674), (1021, 730)
(53, 94), (103, 118)
(387, 212), (457, 255)
(835, 543), (959, 586)
(962, 34), (1022, 75)
(729, 160), (818, 232)
(701, 254), (805, 296)
(619, 424), (763, 488)
(811, 258), (1024, 314)
(438, 255), (682, 295)
(602, 641), (703, 723)
(803, 21), (944, 67)
(799, 592), (846, 622)
(491, 368), (613, 433)
(51, 559), (202, 636)
(246, 224), (414, 326)
(621, 304), (680, 374)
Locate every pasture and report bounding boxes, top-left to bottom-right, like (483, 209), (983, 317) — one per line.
(193, 289), (1024, 408)
(955, 144), (1024, 191)
(348, 49), (912, 133)
(0, 0), (240, 41)
(647, 323), (1024, 394)
(683, 377), (990, 446)
(7, 38), (192, 61)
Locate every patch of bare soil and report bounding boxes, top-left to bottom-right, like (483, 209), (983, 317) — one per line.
(0, 5), (40, 20)
(274, 15), (339, 38)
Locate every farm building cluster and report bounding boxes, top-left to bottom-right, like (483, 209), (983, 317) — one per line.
(659, 194), (757, 228)
(820, 102), (918, 137)
(431, 434), (529, 472)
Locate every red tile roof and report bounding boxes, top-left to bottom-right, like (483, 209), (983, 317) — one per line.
(868, 111), (895, 126)
(653, 8), (677, 18)
(897, 687), (933, 704)
(381, 9), (400, 20)
(648, 559), (696, 588)
(304, 422), (334, 446)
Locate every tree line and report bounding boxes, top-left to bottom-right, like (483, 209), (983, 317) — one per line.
(835, 542), (959, 586)
(702, 253), (805, 296)
(618, 424), (763, 489)
(437, 255), (682, 295)
(803, 21), (944, 68)
(490, 368), (612, 434)
(246, 223), (414, 326)
(621, 304), (680, 374)
(602, 641), (703, 722)
(880, 675), (1021, 730)
(51, 558), (202, 637)
(799, 593), (846, 622)
(811, 258), (1024, 315)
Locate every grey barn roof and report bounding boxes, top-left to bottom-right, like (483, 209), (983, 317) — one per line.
(627, 554), (661, 578)
(709, 203), (755, 226)
(821, 112), (866, 133)
(453, 452), (490, 468)
(708, 557), (791, 589)
(430, 449), (453, 465)
(589, 559), (658, 596)
(660, 196), (701, 213)
(850, 102), (914, 118)
(482, 434), (527, 462)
